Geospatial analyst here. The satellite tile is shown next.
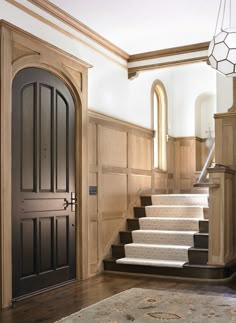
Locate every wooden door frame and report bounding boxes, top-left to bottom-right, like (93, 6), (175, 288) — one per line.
(0, 20), (91, 309)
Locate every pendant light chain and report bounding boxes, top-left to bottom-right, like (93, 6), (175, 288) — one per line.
(214, 0), (224, 35)
(221, 0), (227, 31)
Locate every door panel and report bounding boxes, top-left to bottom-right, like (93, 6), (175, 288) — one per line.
(12, 68), (76, 298)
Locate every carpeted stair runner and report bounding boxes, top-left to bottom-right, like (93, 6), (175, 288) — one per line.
(116, 194), (208, 268)
(132, 230), (195, 245)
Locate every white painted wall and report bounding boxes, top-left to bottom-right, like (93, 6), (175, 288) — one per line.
(128, 63), (217, 136)
(216, 74), (233, 113)
(0, 0), (130, 122)
(195, 94), (216, 138)
(1, 1), (218, 134)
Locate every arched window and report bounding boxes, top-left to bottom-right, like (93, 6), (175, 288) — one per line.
(151, 80), (168, 171)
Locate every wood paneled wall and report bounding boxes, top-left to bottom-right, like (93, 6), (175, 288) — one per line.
(166, 136), (208, 193)
(208, 167), (236, 265)
(88, 111), (153, 275)
(87, 111), (210, 275)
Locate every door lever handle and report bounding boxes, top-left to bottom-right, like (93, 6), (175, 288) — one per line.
(63, 197), (78, 210)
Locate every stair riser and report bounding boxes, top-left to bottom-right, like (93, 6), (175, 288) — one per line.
(188, 249), (208, 265)
(132, 232), (194, 246)
(140, 196), (152, 206)
(134, 207), (146, 218)
(194, 235), (208, 249)
(127, 219), (140, 231)
(125, 245), (189, 262)
(145, 206), (204, 218)
(199, 220), (209, 233)
(120, 232), (132, 244)
(112, 245), (125, 259)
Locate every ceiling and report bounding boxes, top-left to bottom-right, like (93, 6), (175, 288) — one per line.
(48, 0), (221, 55)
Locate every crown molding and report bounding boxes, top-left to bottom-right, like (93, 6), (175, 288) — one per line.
(27, 0), (129, 60)
(4, 0), (211, 77)
(128, 56), (208, 79)
(128, 42), (210, 63)
(0, 19), (92, 68)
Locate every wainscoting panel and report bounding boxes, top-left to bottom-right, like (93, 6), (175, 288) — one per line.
(89, 220), (99, 271)
(88, 123), (97, 166)
(196, 139), (202, 171)
(128, 174), (152, 210)
(88, 111), (154, 276)
(101, 173), (128, 216)
(88, 172), (98, 216)
(99, 126), (127, 168)
(153, 171), (168, 194)
(174, 137), (197, 192)
(128, 133), (152, 170)
(222, 123), (234, 166)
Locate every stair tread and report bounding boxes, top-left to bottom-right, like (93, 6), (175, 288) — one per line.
(116, 257), (186, 267)
(105, 258), (224, 269)
(133, 229), (197, 234)
(151, 194), (208, 197)
(141, 217), (201, 221)
(146, 205), (207, 208)
(125, 243), (191, 249)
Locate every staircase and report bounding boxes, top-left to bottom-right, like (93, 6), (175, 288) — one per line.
(104, 193), (232, 279)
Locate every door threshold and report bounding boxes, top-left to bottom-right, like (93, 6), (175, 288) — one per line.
(12, 279), (76, 306)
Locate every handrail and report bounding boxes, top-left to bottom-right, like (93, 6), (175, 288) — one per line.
(195, 140), (215, 185)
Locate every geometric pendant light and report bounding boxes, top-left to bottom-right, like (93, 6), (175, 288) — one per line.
(208, 0), (236, 76)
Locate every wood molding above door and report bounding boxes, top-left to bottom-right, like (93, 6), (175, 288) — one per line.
(0, 20), (89, 308)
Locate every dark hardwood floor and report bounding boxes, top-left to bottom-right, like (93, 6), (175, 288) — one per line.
(1, 273), (236, 323)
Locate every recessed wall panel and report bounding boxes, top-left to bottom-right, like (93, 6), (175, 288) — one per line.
(39, 217), (53, 272)
(100, 126), (127, 167)
(101, 173), (127, 214)
(21, 84), (35, 191)
(56, 92), (68, 192)
(21, 219), (36, 277)
(128, 174), (151, 206)
(56, 216), (69, 268)
(128, 134), (152, 170)
(39, 85), (52, 191)
(88, 123), (97, 165)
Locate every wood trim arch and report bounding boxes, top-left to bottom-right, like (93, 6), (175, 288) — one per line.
(151, 80), (168, 171)
(0, 20), (89, 308)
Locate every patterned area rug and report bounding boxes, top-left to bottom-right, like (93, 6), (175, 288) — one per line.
(56, 288), (236, 322)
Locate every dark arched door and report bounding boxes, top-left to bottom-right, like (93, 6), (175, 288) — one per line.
(12, 68), (76, 299)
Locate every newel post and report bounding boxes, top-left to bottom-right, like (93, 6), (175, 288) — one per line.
(208, 77), (236, 266)
(208, 166), (236, 265)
